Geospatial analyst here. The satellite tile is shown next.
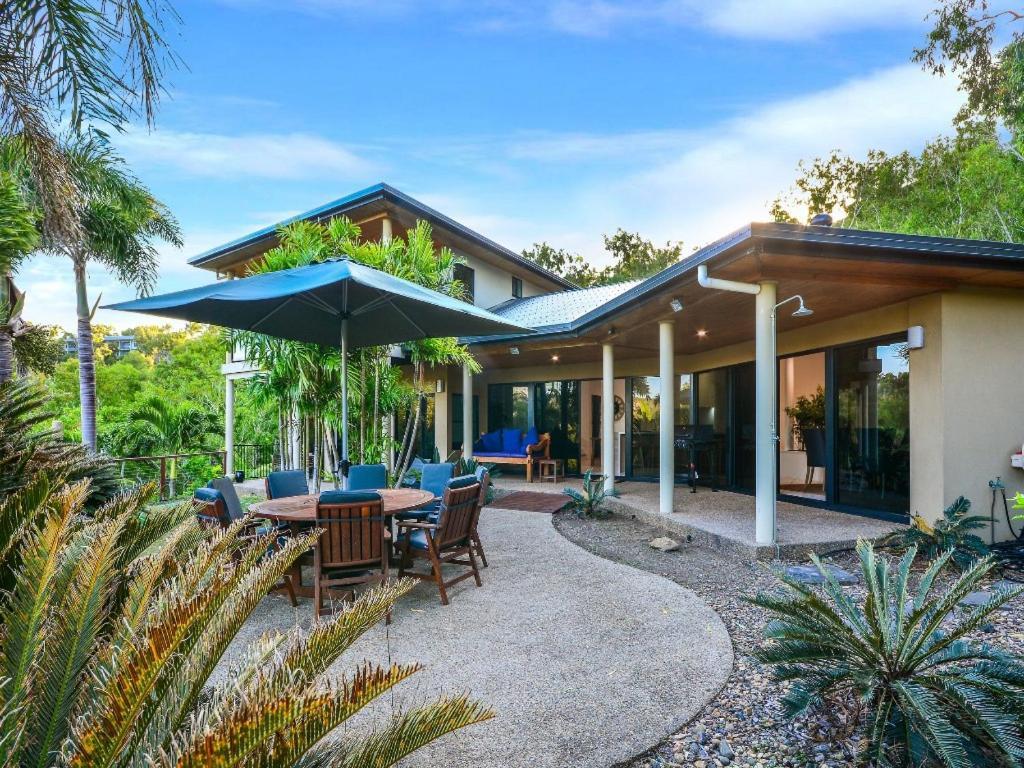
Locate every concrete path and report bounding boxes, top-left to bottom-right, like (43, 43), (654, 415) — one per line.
(223, 506), (733, 767)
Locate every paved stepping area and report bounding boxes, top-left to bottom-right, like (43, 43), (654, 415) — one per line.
(220, 506), (733, 768)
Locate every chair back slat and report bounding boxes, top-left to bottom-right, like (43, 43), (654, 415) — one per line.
(436, 482), (480, 549)
(316, 495), (385, 569)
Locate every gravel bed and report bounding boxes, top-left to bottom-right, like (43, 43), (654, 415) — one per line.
(552, 510), (1024, 768)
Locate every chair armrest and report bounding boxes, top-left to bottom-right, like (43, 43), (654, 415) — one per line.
(396, 520), (439, 531)
(196, 512), (222, 525)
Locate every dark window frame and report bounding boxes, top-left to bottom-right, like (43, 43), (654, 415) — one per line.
(512, 276), (523, 299)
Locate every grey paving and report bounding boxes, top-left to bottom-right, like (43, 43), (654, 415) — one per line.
(219, 506), (733, 768)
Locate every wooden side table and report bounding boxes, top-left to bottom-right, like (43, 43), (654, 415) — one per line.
(537, 458), (563, 483)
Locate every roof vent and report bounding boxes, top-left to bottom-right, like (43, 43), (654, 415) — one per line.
(810, 213), (833, 227)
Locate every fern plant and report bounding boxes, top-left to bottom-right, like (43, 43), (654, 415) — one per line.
(563, 469), (619, 517)
(751, 541), (1024, 767)
(0, 478), (493, 768)
(882, 496), (990, 570)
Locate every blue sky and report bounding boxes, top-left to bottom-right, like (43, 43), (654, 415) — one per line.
(22, 0), (967, 331)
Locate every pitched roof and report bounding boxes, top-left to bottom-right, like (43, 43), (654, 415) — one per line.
(489, 280), (643, 331)
(188, 182), (575, 290)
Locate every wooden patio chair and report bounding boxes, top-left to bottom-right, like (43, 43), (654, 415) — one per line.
(397, 477), (482, 605)
(193, 480), (297, 606)
(313, 490), (390, 621)
(472, 466), (490, 568)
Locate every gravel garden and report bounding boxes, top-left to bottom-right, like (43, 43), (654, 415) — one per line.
(552, 507), (1024, 768)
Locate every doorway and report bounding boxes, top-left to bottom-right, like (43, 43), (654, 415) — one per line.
(778, 352), (827, 501)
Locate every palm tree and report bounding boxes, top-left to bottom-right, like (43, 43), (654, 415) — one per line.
(0, 167), (38, 383)
(66, 139), (182, 451)
(123, 395), (220, 497)
(0, 1), (180, 251)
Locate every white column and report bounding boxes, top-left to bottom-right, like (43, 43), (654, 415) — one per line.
(462, 363), (474, 459)
(224, 377), (235, 477)
(381, 215), (393, 243)
(659, 321), (675, 515)
(755, 281), (778, 546)
(602, 343), (615, 493)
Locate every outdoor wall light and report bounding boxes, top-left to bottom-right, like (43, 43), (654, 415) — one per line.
(551, 354), (560, 362)
(669, 298), (684, 312)
(774, 294), (813, 318)
(907, 325), (925, 349)
(509, 346), (520, 355)
(696, 329), (708, 338)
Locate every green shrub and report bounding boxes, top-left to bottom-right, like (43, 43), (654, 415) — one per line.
(882, 496), (989, 570)
(563, 469), (619, 517)
(751, 541), (1024, 767)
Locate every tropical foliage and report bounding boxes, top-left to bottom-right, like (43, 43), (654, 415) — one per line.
(752, 541), (1024, 767)
(0, 377), (493, 768)
(522, 228), (683, 287)
(883, 496), (991, 570)
(563, 469), (619, 517)
(235, 217), (477, 491)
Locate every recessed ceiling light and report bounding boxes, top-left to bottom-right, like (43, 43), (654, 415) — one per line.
(551, 354), (559, 362)
(696, 329), (707, 338)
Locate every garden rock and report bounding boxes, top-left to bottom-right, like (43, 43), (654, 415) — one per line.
(785, 564), (858, 585)
(649, 536), (681, 552)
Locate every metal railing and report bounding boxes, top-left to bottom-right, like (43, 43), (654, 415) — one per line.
(234, 443), (276, 479)
(113, 451), (226, 502)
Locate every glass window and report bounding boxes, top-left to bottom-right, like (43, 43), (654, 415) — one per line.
(451, 394), (479, 451)
(694, 369), (729, 487)
(454, 264), (475, 303)
(512, 276), (523, 298)
(487, 384), (530, 432)
(535, 381), (581, 473)
(630, 377), (660, 477)
(834, 339), (910, 514)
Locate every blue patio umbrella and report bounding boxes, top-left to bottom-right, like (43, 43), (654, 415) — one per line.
(106, 257), (531, 485)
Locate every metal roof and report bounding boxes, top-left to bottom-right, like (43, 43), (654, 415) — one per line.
(463, 221), (1024, 345)
(188, 182), (576, 289)
(488, 280), (642, 330)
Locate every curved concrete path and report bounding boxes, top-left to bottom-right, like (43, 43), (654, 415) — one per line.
(225, 506), (732, 767)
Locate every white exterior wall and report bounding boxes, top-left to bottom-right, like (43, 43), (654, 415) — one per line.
(458, 251), (548, 309)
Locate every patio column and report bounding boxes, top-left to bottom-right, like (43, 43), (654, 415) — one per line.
(755, 280), (778, 546)
(381, 215), (393, 243)
(224, 376), (235, 478)
(602, 342), (615, 493)
(462, 362), (473, 460)
(659, 321), (674, 514)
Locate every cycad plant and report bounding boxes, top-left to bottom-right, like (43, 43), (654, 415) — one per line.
(0, 479), (493, 768)
(751, 541), (1024, 767)
(882, 496), (990, 570)
(563, 469), (619, 517)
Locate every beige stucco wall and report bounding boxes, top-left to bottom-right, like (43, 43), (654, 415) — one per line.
(459, 250), (548, 310)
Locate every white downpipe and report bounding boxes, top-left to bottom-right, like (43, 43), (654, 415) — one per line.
(602, 343), (615, 493)
(658, 321), (675, 515)
(755, 282), (778, 546)
(462, 363), (474, 460)
(697, 264), (761, 295)
(694, 264), (778, 546)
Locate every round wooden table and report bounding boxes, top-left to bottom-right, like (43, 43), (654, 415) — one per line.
(251, 488), (434, 599)
(250, 488), (434, 522)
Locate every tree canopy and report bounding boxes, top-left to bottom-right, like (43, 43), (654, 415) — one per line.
(522, 228), (683, 287)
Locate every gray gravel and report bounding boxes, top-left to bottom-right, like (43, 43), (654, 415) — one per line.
(217, 505), (733, 768)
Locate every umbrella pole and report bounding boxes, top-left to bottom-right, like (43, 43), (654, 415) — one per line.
(340, 317), (350, 490)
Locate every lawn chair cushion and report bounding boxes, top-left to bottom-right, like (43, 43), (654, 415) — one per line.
(481, 429), (501, 452)
(193, 487), (228, 524)
(420, 462), (454, 499)
(266, 470), (308, 500)
(396, 528), (432, 551)
(318, 490), (382, 506)
(520, 426), (539, 452)
(396, 508), (437, 522)
(472, 451), (528, 458)
(208, 477), (245, 521)
(501, 427), (523, 454)
(448, 474), (479, 490)
(348, 463), (387, 490)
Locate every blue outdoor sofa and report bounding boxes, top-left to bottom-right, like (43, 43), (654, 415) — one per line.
(471, 427), (550, 482)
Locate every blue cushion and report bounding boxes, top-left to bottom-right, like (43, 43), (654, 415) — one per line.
(448, 474), (479, 491)
(397, 528), (431, 551)
(481, 430), (502, 452)
(319, 490), (382, 505)
(421, 463), (454, 498)
(194, 487), (223, 504)
(396, 507), (435, 521)
(475, 466), (489, 483)
(266, 470), (308, 500)
(348, 463), (387, 490)
(521, 426), (539, 452)
(473, 451), (526, 458)
(501, 427), (523, 454)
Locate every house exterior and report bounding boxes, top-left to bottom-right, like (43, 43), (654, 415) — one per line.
(194, 182), (1024, 545)
(64, 332), (139, 359)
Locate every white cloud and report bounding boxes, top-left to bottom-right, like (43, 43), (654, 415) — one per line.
(115, 128), (375, 180)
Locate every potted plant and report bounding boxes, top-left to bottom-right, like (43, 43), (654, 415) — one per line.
(784, 385), (825, 450)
